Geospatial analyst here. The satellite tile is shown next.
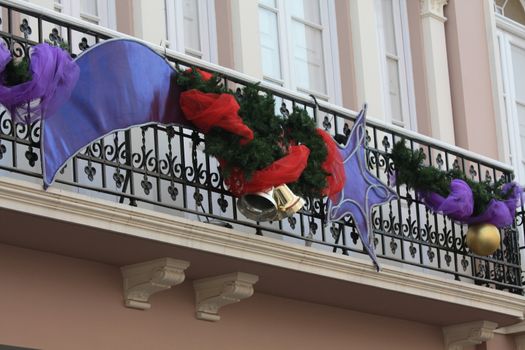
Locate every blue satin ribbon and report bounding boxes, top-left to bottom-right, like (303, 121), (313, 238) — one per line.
(42, 39), (188, 187)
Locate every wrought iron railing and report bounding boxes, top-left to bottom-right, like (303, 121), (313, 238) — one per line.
(0, 0), (522, 293)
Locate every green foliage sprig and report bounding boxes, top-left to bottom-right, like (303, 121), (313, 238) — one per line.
(3, 56), (31, 86)
(284, 108), (328, 197)
(2, 41), (71, 87)
(176, 67), (329, 198)
(390, 140), (512, 216)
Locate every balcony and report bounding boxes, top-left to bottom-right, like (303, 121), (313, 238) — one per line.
(0, 0), (522, 306)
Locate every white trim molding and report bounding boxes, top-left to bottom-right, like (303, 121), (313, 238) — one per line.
(443, 321), (498, 350)
(121, 257), (190, 310)
(193, 272), (259, 321)
(496, 320), (525, 334)
(0, 177), (524, 319)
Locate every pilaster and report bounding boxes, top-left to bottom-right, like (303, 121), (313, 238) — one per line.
(230, 0), (263, 78)
(348, 0), (386, 119)
(420, 0), (455, 144)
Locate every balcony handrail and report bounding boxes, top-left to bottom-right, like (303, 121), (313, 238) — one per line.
(0, 0), (521, 294)
(1, 0), (514, 172)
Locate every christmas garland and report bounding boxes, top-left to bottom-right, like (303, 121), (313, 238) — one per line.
(390, 140), (522, 227)
(176, 67), (344, 199)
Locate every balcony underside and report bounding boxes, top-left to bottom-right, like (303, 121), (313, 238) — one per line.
(0, 176), (523, 327)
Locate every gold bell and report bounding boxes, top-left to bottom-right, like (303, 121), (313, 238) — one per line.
(465, 223), (501, 256)
(237, 188), (279, 222)
(274, 184), (305, 218)
(237, 184), (305, 222)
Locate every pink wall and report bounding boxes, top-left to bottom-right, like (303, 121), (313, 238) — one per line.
(479, 334), (517, 350)
(0, 243), (449, 350)
(445, 0), (500, 159)
(335, 0), (358, 110)
(215, 0), (235, 69)
(115, 1), (134, 36)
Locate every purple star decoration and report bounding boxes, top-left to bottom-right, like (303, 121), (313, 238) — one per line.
(327, 105), (397, 270)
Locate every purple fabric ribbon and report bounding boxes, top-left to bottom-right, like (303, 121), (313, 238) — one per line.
(417, 179), (522, 228)
(0, 43), (79, 123)
(466, 182), (523, 227)
(418, 179), (474, 222)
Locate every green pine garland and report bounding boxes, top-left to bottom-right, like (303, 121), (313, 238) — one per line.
(3, 55), (31, 86)
(283, 107), (328, 197)
(176, 67), (329, 198)
(390, 140), (512, 216)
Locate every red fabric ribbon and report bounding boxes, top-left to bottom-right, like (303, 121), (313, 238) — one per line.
(180, 90), (254, 144)
(185, 68), (214, 81)
(224, 145), (310, 196)
(317, 129), (345, 199)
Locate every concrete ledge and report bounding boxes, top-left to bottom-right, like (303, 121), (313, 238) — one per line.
(0, 176), (524, 320)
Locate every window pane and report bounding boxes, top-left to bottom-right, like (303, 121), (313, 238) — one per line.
(259, 7), (282, 80)
(259, 0), (276, 8)
(517, 103), (525, 158)
(381, 0), (397, 55)
(81, 0), (98, 16)
(387, 57), (403, 124)
(289, 0), (320, 24)
(292, 20), (326, 93)
(183, 0), (201, 52)
(512, 44), (525, 102)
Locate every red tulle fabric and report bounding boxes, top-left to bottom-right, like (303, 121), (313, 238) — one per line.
(317, 129), (345, 199)
(180, 89), (254, 144)
(224, 145), (311, 196)
(185, 67), (214, 81)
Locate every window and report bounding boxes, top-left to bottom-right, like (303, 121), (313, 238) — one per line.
(257, 0), (341, 103)
(497, 21), (525, 180)
(495, 0), (525, 26)
(376, 0), (416, 129)
(165, 0), (218, 62)
(54, 0), (116, 28)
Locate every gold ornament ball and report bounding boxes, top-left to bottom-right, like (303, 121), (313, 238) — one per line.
(465, 224), (501, 256)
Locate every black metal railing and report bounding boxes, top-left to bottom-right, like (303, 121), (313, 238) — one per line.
(0, 1), (522, 293)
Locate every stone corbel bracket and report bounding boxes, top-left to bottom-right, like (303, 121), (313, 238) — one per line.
(193, 272), (259, 322)
(121, 257), (190, 310)
(443, 321), (498, 350)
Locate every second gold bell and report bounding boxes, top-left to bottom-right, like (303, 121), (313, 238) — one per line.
(465, 223), (501, 256)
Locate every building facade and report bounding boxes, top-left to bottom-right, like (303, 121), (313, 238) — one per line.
(1, 0), (525, 349)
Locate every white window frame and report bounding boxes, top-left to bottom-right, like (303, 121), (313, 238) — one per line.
(496, 15), (525, 181)
(56, 0), (116, 29)
(258, 0), (342, 104)
(376, 0), (417, 130)
(165, 0), (218, 63)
